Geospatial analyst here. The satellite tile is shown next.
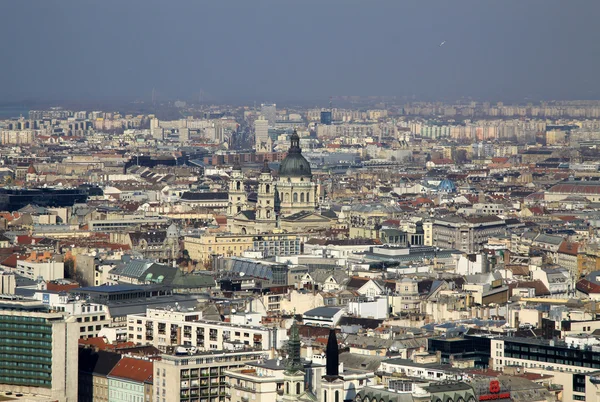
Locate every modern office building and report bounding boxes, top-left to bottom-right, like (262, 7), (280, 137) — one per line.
(320, 111), (332, 125)
(255, 116), (270, 152)
(428, 334), (492, 368)
(260, 104), (277, 126)
(0, 296), (79, 401)
(491, 335), (600, 402)
(154, 349), (268, 402)
(0, 187), (88, 210)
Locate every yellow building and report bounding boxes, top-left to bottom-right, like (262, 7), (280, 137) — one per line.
(578, 242), (600, 276)
(546, 129), (566, 145)
(184, 233), (303, 263)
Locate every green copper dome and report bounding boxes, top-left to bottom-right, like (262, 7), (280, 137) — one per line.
(279, 130), (312, 178)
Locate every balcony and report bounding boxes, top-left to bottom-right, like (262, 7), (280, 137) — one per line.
(233, 384), (256, 393)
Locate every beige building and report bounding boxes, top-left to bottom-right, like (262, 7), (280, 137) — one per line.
(127, 308), (287, 352)
(225, 367), (280, 402)
(184, 232), (302, 263)
(1, 129), (35, 144)
(154, 350), (268, 402)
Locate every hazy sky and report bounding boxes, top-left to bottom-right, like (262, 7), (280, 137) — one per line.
(1, 0), (599, 103)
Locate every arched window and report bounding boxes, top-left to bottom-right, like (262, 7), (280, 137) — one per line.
(335, 390), (340, 402)
(323, 391), (327, 402)
(293, 193), (298, 202)
(236, 181), (241, 191)
(296, 383), (301, 395)
(265, 184), (270, 194)
(286, 383), (289, 394)
(306, 192), (310, 203)
(237, 206), (241, 213)
(300, 193), (305, 202)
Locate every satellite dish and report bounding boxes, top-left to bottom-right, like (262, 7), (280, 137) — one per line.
(232, 309), (237, 314)
(239, 272), (245, 277)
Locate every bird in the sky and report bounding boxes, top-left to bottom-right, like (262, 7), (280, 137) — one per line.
(439, 41), (446, 47)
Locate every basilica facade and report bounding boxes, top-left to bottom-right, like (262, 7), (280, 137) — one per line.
(227, 130), (331, 234)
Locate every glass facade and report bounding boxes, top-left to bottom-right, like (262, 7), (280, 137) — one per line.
(504, 339), (600, 369)
(0, 315), (52, 388)
(428, 335), (491, 368)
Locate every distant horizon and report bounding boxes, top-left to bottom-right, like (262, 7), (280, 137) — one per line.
(4, 95), (600, 112)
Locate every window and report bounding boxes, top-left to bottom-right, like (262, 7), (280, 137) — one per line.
(293, 193), (298, 202)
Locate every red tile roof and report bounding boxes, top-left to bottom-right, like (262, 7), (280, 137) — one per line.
(577, 279), (600, 295)
(431, 158), (454, 165)
(549, 183), (600, 195)
(108, 357), (153, 383)
(15, 235), (45, 245)
(558, 241), (579, 256)
(79, 337), (136, 351)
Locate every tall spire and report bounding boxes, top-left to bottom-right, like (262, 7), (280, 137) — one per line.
(288, 129), (301, 154)
(285, 318), (303, 373)
(233, 155), (242, 171)
(324, 328), (340, 381)
(261, 158), (271, 174)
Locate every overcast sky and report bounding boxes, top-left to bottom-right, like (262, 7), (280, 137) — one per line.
(1, 0), (599, 103)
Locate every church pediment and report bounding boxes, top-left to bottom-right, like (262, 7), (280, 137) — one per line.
(281, 211), (332, 223)
(233, 210), (256, 221)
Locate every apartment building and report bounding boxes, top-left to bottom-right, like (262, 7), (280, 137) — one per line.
(33, 291), (111, 339)
(14, 257), (65, 281)
(224, 366), (280, 402)
(127, 308), (287, 352)
(107, 356), (154, 402)
(0, 296), (79, 401)
(432, 215), (506, 253)
(154, 350), (268, 402)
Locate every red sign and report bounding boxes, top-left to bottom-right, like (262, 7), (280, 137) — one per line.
(479, 393), (511, 401)
(478, 380), (510, 401)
